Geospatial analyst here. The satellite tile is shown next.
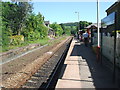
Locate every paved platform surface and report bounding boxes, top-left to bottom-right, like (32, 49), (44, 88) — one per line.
(56, 39), (81, 88)
(55, 38), (119, 88)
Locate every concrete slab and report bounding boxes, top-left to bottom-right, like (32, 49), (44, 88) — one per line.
(56, 79), (81, 88)
(56, 38), (118, 88)
(62, 63), (80, 80)
(56, 39), (81, 88)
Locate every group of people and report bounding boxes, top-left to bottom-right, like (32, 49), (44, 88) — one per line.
(78, 30), (89, 47)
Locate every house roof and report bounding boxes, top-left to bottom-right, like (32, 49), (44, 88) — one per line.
(85, 23), (101, 29)
(44, 21), (50, 25)
(106, 1), (120, 13)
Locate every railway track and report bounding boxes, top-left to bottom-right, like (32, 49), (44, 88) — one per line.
(21, 37), (73, 89)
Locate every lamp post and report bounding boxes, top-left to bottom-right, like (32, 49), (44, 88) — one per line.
(96, 0), (101, 62)
(75, 12), (80, 31)
(97, 0), (100, 47)
(75, 12), (80, 39)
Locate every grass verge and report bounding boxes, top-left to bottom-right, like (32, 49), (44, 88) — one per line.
(1, 36), (68, 53)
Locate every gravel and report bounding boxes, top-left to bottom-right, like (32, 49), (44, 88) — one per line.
(1, 36), (72, 88)
(22, 38), (71, 88)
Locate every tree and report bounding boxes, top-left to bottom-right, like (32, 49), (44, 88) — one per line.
(2, 2), (33, 35)
(60, 23), (77, 35)
(50, 23), (63, 36)
(14, 2), (33, 35)
(33, 13), (48, 38)
(22, 13), (48, 40)
(1, 2), (14, 47)
(79, 21), (92, 30)
(60, 21), (91, 36)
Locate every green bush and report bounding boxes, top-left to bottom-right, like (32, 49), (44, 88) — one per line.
(27, 31), (40, 41)
(38, 25), (48, 38)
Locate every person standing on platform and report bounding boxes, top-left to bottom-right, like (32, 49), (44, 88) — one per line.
(82, 31), (89, 46)
(79, 30), (83, 42)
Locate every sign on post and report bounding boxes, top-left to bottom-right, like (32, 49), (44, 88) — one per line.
(101, 12), (115, 28)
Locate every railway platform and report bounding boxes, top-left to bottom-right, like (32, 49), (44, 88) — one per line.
(55, 38), (119, 88)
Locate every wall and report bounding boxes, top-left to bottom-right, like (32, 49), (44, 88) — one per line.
(93, 33), (120, 67)
(92, 32), (101, 45)
(116, 34), (120, 67)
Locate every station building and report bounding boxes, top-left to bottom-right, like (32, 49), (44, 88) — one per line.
(105, 1), (120, 33)
(101, 1), (120, 68)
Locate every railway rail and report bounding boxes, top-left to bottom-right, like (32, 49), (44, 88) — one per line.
(21, 37), (72, 89)
(1, 36), (72, 88)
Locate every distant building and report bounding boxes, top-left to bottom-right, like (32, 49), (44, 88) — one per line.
(85, 23), (102, 37)
(44, 21), (55, 38)
(44, 21), (50, 27)
(85, 23), (101, 45)
(85, 23), (101, 33)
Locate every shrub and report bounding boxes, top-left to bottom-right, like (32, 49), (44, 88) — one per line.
(10, 35), (24, 45)
(27, 31), (40, 41)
